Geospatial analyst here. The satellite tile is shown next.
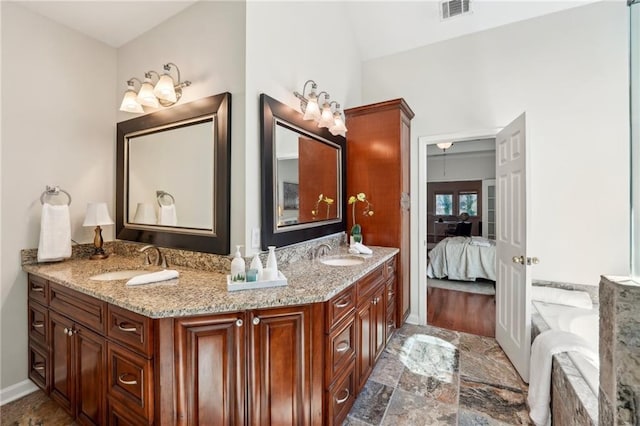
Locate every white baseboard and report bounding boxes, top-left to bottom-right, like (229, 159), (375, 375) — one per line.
(406, 312), (422, 325)
(0, 379), (38, 406)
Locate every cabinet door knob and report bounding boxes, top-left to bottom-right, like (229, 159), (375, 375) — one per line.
(252, 317), (260, 325)
(64, 327), (73, 336)
(335, 388), (350, 404)
(236, 319), (243, 327)
(117, 322), (137, 332)
(118, 373), (138, 386)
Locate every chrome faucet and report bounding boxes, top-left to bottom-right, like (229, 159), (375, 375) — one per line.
(313, 243), (333, 260)
(139, 244), (168, 268)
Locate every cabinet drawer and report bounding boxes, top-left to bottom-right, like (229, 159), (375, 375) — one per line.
(386, 307), (396, 342)
(356, 265), (385, 302)
(28, 342), (49, 393)
(326, 286), (355, 330)
(50, 282), (107, 334)
(326, 313), (356, 384)
(28, 301), (49, 348)
(107, 397), (150, 426)
(107, 305), (153, 357)
(326, 359), (356, 426)
(386, 280), (395, 306)
(107, 342), (154, 422)
(28, 274), (49, 305)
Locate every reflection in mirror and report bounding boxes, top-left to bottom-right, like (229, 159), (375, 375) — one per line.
(117, 93), (231, 254)
(260, 94), (346, 249)
(127, 118), (214, 230)
(275, 122), (340, 227)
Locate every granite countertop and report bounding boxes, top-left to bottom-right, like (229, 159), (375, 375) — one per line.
(23, 246), (398, 319)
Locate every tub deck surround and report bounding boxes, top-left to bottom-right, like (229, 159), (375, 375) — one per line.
(532, 301), (598, 426)
(22, 245), (399, 318)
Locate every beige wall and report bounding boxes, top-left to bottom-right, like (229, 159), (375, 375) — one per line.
(1, 2), (117, 390)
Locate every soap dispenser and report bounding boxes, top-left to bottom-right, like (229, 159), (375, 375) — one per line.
(263, 246), (278, 281)
(230, 245), (246, 282)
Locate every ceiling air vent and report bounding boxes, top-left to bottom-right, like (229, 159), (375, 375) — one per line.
(440, 0), (471, 20)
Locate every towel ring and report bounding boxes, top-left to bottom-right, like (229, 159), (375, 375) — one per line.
(40, 185), (72, 206)
(156, 190), (175, 207)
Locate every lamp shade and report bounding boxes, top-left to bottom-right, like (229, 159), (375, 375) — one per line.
(329, 112), (347, 137)
(120, 87), (144, 113)
(153, 74), (177, 103)
(303, 95), (321, 121)
(83, 202), (114, 227)
(137, 78), (159, 108)
(317, 102), (334, 128)
(437, 142), (453, 150)
(132, 202), (157, 224)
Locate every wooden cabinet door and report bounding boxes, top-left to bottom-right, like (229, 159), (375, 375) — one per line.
(50, 311), (74, 415)
(75, 326), (106, 426)
(355, 299), (374, 392)
(248, 304), (322, 426)
(372, 286), (386, 363)
(174, 312), (245, 426)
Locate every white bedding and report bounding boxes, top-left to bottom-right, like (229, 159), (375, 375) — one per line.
(427, 236), (496, 281)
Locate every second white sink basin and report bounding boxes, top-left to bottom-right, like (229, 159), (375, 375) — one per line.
(90, 270), (148, 281)
(320, 256), (365, 267)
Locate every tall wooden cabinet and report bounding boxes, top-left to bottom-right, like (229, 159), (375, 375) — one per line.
(345, 99), (414, 326)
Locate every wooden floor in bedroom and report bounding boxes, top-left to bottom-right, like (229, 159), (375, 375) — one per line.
(427, 286), (496, 337)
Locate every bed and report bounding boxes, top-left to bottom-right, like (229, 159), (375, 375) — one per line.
(427, 236), (496, 281)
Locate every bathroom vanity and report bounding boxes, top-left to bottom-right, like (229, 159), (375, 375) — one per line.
(23, 245), (398, 425)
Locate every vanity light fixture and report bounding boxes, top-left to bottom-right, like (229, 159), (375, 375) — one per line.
(119, 62), (191, 113)
(294, 80), (348, 136)
(82, 202), (114, 260)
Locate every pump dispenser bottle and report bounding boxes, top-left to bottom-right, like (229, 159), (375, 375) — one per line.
(230, 245), (246, 281)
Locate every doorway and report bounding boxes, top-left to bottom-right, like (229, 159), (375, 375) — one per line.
(421, 136), (497, 337)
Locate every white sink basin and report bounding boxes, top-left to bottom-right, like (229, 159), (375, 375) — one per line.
(320, 255), (365, 267)
(89, 270), (148, 281)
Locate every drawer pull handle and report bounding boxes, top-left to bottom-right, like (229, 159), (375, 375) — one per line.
(32, 321), (44, 329)
(236, 319), (243, 327)
(118, 374), (138, 386)
(335, 388), (350, 404)
(336, 341), (350, 353)
(33, 362), (45, 372)
(335, 299), (350, 309)
(117, 323), (137, 333)
(31, 286), (44, 293)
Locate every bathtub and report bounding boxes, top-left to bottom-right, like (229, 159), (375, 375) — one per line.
(532, 301), (599, 396)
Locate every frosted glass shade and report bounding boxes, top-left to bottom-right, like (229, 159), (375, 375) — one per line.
(137, 78), (159, 107)
(132, 202), (157, 225)
(329, 113), (347, 137)
(437, 142), (453, 150)
(303, 96), (321, 121)
(317, 103), (334, 128)
(153, 74), (177, 103)
(119, 88), (144, 113)
(83, 202), (114, 227)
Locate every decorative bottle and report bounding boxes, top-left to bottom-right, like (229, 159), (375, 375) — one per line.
(230, 245), (246, 282)
(264, 246), (278, 281)
(250, 253), (264, 279)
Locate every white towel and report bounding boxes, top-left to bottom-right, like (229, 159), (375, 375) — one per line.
(351, 242), (373, 255)
(158, 204), (177, 226)
(37, 203), (71, 262)
(126, 269), (179, 286)
(531, 286), (593, 309)
(528, 330), (598, 426)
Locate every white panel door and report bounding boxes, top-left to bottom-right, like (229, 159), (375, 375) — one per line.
(495, 113), (531, 383)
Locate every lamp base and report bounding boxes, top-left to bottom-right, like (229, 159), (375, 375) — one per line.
(89, 225), (108, 260)
(90, 251), (109, 260)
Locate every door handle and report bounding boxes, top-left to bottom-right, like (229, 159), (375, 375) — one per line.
(527, 257), (540, 265)
(512, 256), (524, 264)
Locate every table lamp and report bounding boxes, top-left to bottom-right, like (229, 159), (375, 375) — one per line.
(83, 202), (114, 260)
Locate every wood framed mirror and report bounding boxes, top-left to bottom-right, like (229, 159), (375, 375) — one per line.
(260, 94), (346, 249)
(116, 92), (231, 254)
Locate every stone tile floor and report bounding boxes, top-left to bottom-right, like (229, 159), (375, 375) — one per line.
(1, 323), (532, 425)
(343, 323), (532, 425)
